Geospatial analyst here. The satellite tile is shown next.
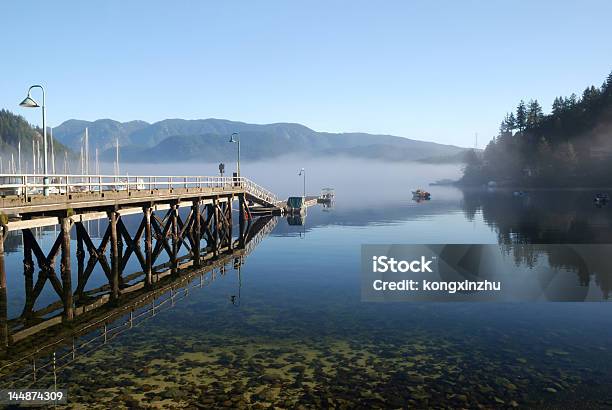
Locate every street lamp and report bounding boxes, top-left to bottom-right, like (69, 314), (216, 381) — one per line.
(229, 132), (240, 177)
(20, 85), (49, 196)
(299, 168), (305, 198)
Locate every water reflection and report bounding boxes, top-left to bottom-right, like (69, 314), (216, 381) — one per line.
(460, 189), (612, 299)
(286, 213), (306, 227)
(461, 188), (612, 244)
(2, 170), (612, 407)
(0, 217), (277, 388)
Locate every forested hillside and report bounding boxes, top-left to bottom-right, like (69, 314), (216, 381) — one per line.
(0, 110), (72, 173)
(462, 70), (612, 187)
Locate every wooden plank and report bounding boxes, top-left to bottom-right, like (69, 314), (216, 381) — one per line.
(0, 187), (244, 216)
(6, 217), (59, 231)
(5, 193), (242, 231)
(11, 316), (63, 343)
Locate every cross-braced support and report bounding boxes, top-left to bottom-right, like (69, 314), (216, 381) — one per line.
(6, 194), (253, 342)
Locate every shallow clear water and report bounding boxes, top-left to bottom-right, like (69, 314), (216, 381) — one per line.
(2, 161), (612, 408)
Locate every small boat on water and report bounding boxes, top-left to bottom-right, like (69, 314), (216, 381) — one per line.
(594, 193), (609, 206)
(318, 187), (335, 203)
(412, 189), (431, 200)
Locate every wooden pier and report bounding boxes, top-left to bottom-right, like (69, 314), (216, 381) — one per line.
(0, 174), (282, 359)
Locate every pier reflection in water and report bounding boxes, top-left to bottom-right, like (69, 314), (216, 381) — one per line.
(0, 216), (277, 389)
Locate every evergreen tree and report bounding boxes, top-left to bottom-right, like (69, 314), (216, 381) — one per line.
(461, 149), (485, 185)
(604, 71), (612, 102)
(516, 100), (527, 131)
(582, 85), (600, 108)
(526, 99), (543, 128)
(605, 71), (612, 94)
(552, 97), (564, 116)
(499, 113), (513, 134)
(507, 112), (516, 132)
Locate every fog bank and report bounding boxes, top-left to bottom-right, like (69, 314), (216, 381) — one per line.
(117, 157), (462, 205)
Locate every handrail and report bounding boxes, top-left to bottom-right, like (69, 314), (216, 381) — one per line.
(0, 174), (280, 206)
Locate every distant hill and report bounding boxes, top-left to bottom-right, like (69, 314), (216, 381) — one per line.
(51, 118), (469, 163)
(53, 118), (149, 150)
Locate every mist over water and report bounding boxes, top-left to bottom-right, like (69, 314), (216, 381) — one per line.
(121, 157), (463, 204)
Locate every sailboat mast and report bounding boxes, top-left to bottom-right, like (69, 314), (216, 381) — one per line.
(32, 140), (36, 175)
(115, 138), (120, 175)
(85, 127), (89, 175)
(50, 127), (56, 174)
(36, 140), (40, 174)
(18, 141), (21, 174)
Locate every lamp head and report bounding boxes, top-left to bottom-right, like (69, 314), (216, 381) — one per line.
(229, 132), (238, 143)
(19, 95), (39, 108)
(299, 168), (304, 176)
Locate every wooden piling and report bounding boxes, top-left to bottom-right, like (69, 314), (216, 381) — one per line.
(109, 211), (120, 301)
(76, 222), (85, 301)
(117, 227), (124, 280)
(171, 203), (178, 274)
(60, 217), (74, 321)
(192, 200), (201, 267)
(228, 195), (233, 250)
(0, 286), (7, 355)
(239, 193), (246, 248)
(213, 198), (219, 256)
(0, 228), (8, 352)
(0, 227), (5, 290)
(144, 207), (153, 286)
(23, 234), (34, 319)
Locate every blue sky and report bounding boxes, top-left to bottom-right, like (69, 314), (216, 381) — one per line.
(1, 1), (611, 147)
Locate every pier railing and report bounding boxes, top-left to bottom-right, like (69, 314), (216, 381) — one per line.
(0, 174), (280, 206)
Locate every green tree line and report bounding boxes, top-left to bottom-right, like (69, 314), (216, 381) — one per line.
(0, 109), (72, 172)
(462, 70), (612, 187)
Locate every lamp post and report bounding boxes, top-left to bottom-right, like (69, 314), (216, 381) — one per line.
(229, 133), (240, 177)
(20, 85), (49, 196)
(299, 168), (305, 198)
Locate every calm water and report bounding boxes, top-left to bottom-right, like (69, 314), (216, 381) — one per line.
(2, 160), (612, 408)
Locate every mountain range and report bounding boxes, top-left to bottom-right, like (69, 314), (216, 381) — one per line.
(50, 118), (469, 163)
